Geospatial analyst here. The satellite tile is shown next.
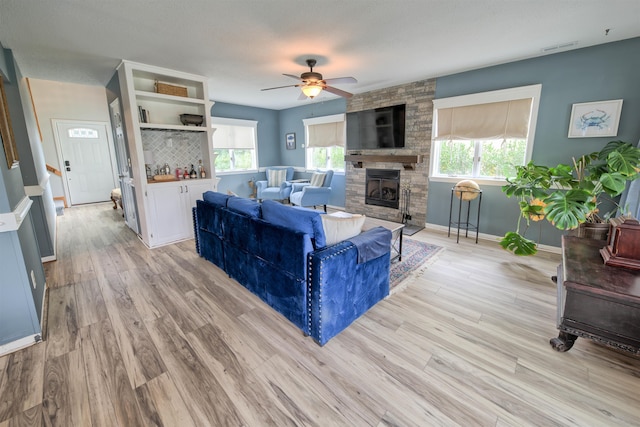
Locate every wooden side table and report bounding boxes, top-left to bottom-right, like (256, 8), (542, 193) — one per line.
(551, 236), (640, 354)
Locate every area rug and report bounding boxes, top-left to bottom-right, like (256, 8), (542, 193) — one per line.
(389, 238), (444, 295)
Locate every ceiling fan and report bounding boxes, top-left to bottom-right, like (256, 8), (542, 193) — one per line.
(261, 59), (357, 99)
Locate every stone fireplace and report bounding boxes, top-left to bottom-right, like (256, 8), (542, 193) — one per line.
(345, 79), (435, 226)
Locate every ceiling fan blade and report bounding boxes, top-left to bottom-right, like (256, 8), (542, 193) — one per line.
(283, 73), (303, 81)
(323, 77), (357, 85)
(323, 85), (353, 98)
(261, 84), (301, 91)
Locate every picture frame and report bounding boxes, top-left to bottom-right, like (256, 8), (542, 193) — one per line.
(568, 99), (623, 138)
(286, 132), (296, 150)
(0, 76), (19, 168)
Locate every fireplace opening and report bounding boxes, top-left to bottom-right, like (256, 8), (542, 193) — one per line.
(365, 169), (400, 209)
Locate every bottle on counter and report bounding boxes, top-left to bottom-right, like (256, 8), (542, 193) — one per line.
(164, 163), (170, 175)
(183, 166), (190, 179)
(199, 159), (206, 179)
(190, 164), (197, 179)
(176, 167), (182, 179)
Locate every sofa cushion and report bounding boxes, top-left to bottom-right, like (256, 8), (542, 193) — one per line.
(227, 196), (262, 218)
(202, 191), (231, 208)
(321, 213), (366, 246)
(267, 169), (287, 187)
(261, 200), (326, 248)
(310, 172), (326, 187)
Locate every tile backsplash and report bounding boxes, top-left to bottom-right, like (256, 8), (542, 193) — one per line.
(141, 129), (204, 174)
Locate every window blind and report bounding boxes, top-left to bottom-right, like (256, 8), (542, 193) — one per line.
(434, 98), (533, 141)
(307, 121), (345, 148)
(212, 124), (255, 149)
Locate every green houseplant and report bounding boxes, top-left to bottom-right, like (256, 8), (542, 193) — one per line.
(501, 140), (640, 255)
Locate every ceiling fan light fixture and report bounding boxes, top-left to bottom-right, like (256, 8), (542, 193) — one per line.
(301, 84), (323, 99)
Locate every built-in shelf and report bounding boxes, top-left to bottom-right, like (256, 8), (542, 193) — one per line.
(140, 123), (207, 132)
(344, 154), (424, 170)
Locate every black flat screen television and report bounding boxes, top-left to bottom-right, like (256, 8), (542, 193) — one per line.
(346, 104), (406, 150)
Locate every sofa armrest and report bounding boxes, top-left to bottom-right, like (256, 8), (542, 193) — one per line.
(307, 228), (391, 345)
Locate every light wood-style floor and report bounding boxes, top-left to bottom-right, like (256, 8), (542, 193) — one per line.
(1, 203), (639, 426)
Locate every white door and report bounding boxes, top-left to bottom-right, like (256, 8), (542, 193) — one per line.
(109, 99), (139, 233)
(55, 121), (117, 205)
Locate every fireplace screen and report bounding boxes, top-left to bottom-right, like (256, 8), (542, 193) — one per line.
(365, 169), (400, 209)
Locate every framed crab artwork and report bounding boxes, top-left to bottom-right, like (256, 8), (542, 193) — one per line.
(568, 99), (623, 138)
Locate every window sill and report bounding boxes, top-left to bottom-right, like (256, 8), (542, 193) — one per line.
(216, 169), (259, 176)
(429, 176), (508, 186)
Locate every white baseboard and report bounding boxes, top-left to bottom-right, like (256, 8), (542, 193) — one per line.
(0, 334), (41, 357)
(423, 222), (561, 254)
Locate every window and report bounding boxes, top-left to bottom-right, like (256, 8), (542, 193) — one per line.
(67, 128), (98, 138)
(211, 118), (258, 173)
(303, 114), (345, 172)
(431, 84), (541, 183)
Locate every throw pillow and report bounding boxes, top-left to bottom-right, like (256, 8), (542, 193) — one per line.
(310, 172), (326, 187)
(267, 169), (287, 187)
(321, 214), (366, 246)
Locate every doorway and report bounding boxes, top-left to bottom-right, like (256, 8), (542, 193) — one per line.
(53, 120), (118, 206)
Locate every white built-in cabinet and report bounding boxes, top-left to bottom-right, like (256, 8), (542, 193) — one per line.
(117, 61), (216, 248)
(146, 181), (210, 246)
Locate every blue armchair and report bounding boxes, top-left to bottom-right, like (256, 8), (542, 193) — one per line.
(256, 167), (294, 202)
(290, 170), (334, 212)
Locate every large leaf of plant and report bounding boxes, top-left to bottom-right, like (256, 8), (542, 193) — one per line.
(500, 231), (538, 256)
(599, 172), (627, 196)
(502, 162), (552, 198)
(543, 190), (593, 230)
(606, 143), (640, 177)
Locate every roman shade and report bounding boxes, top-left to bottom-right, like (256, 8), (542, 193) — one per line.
(307, 121), (345, 148)
(212, 124), (255, 149)
(434, 98), (533, 141)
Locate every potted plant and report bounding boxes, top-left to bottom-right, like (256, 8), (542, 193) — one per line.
(501, 140), (640, 255)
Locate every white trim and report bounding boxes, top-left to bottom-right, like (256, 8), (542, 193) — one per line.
(41, 254), (56, 262)
(429, 176), (507, 186)
(0, 334), (41, 357)
(302, 113), (345, 126)
(24, 172), (51, 197)
(0, 196), (33, 233)
(423, 222), (561, 254)
(211, 117), (258, 127)
(432, 84), (542, 109)
(430, 84), (542, 179)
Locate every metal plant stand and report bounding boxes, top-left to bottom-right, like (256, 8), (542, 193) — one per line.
(448, 188), (482, 243)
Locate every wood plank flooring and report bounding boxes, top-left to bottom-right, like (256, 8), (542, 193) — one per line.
(1, 202), (639, 426)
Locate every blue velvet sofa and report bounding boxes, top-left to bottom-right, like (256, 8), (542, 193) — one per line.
(193, 191), (392, 345)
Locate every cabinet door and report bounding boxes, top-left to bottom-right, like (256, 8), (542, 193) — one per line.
(147, 184), (190, 246)
(183, 181), (213, 211)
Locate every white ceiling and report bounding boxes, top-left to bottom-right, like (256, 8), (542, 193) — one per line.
(1, 1), (639, 110)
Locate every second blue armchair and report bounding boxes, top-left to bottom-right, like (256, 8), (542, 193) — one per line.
(290, 170), (334, 212)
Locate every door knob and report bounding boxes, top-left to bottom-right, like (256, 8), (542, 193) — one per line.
(65, 160), (70, 166)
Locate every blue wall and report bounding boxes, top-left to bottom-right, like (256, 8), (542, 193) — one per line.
(428, 37), (640, 247)
(211, 98), (347, 206)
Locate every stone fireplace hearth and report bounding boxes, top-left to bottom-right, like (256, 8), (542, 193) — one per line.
(345, 79), (435, 226)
